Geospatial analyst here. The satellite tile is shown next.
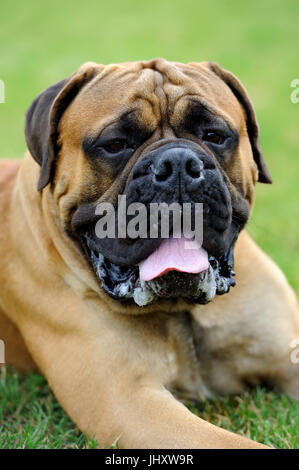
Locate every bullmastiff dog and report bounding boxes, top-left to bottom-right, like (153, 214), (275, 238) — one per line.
(0, 58), (298, 449)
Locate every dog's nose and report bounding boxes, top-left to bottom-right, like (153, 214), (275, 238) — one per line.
(151, 147), (204, 191)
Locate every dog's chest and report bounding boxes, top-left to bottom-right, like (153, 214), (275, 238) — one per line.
(166, 311), (212, 400)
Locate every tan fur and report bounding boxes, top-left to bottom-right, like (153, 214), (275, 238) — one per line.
(0, 59), (298, 448)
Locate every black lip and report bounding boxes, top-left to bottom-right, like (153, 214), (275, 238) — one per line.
(82, 233), (237, 306)
(75, 210), (241, 267)
(74, 137), (248, 303)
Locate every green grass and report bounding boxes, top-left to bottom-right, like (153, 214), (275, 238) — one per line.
(1, 369), (298, 449)
(0, 369), (98, 449)
(187, 390), (299, 449)
(0, 0), (298, 450)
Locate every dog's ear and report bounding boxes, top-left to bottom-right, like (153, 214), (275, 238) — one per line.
(25, 62), (101, 190)
(203, 62), (272, 184)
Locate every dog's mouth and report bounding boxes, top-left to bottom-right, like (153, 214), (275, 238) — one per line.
(83, 234), (236, 307)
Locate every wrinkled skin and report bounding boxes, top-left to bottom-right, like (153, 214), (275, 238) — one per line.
(0, 59), (298, 449)
(26, 59), (269, 307)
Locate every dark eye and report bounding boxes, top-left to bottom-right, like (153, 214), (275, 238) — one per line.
(203, 131), (226, 145)
(103, 140), (128, 153)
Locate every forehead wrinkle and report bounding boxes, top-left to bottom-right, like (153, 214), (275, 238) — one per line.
(153, 70), (168, 124)
(78, 63), (185, 128)
(134, 68), (162, 120)
(146, 58), (189, 85)
(133, 67), (181, 132)
(129, 66), (188, 128)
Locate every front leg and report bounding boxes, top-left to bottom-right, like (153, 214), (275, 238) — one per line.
(13, 287), (265, 448)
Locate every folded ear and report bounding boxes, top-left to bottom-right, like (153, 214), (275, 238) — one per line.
(203, 62), (272, 184)
(25, 62), (101, 190)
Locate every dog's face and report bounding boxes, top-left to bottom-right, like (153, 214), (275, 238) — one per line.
(25, 59), (272, 307)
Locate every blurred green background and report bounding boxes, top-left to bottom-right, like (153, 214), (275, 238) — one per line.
(0, 0), (298, 291)
(0, 0), (299, 449)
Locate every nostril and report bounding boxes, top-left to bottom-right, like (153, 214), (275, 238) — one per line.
(185, 158), (202, 179)
(153, 160), (173, 182)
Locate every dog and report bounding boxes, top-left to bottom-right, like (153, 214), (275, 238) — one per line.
(0, 58), (298, 448)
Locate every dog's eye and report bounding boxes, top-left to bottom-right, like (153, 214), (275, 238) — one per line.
(103, 140), (128, 153)
(203, 131), (226, 145)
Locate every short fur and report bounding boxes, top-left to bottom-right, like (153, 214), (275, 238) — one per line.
(0, 59), (298, 448)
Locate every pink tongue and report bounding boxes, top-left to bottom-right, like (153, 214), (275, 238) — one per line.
(139, 237), (209, 282)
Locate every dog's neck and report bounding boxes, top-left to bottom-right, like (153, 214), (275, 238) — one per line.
(11, 154), (102, 299)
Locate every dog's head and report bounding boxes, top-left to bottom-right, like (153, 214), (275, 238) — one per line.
(25, 59), (271, 308)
